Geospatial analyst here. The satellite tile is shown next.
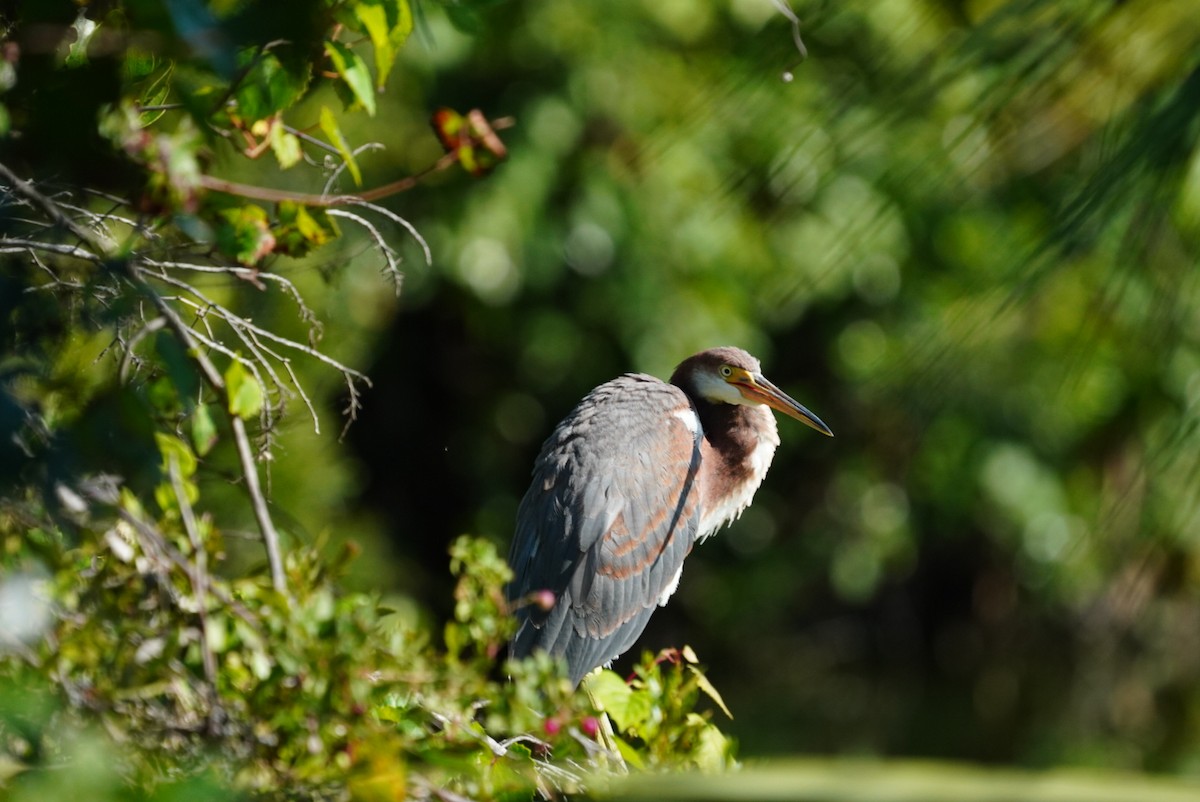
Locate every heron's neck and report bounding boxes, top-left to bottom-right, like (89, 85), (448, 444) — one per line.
(693, 401), (780, 538)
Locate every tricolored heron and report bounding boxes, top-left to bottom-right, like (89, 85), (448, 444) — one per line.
(507, 346), (832, 686)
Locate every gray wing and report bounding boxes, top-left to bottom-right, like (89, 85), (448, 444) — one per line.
(507, 374), (703, 686)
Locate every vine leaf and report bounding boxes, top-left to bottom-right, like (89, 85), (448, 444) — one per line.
(274, 202), (340, 257)
(269, 122), (302, 168)
(234, 50), (312, 124)
(353, 0), (414, 90)
(216, 204), (276, 265)
(319, 105), (362, 185)
(225, 360), (264, 420)
(325, 40), (376, 116)
(191, 404), (218, 457)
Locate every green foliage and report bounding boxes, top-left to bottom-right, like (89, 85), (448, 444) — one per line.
(5, 0), (1200, 798)
(0, 515), (732, 798)
(274, 201), (340, 258)
(223, 360), (264, 420)
(216, 204), (276, 266)
(587, 648), (736, 773)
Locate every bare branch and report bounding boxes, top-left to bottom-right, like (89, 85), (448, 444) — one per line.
(0, 161), (112, 249)
(128, 272), (287, 592)
(119, 316), (168, 382)
(229, 413), (287, 591)
(167, 454), (222, 733)
(145, 268), (372, 386)
(322, 142), (386, 197)
(339, 198), (432, 267)
(0, 238), (102, 262)
(326, 208), (404, 295)
(143, 258), (322, 344)
(0, 159), (399, 593)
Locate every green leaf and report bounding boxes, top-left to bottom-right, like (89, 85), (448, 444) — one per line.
(692, 720), (733, 771)
(687, 665), (733, 719)
(354, 0), (413, 90)
(324, 40), (376, 116)
(274, 201), (340, 257)
(319, 105), (362, 185)
(612, 735), (647, 770)
(216, 204), (276, 266)
(584, 670), (636, 732)
(270, 123), (302, 169)
(154, 432), (199, 512)
(136, 64), (174, 126)
(155, 329), (200, 405)
(191, 404), (218, 456)
(234, 50), (312, 123)
(155, 432), (197, 479)
(224, 360), (263, 420)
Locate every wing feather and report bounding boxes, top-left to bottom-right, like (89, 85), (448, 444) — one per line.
(507, 374), (703, 686)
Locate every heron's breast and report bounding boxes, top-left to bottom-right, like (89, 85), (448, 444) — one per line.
(695, 422), (779, 541)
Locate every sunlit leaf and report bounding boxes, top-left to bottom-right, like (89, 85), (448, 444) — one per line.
(686, 665), (732, 720)
(191, 404), (218, 456)
(215, 203), (276, 265)
(224, 359), (263, 420)
(234, 49), (312, 123)
(354, 0), (413, 90)
(585, 669), (635, 731)
(153, 432), (199, 511)
(274, 201), (340, 257)
(155, 432), (197, 479)
(325, 40), (376, 116)
(319, 105), (362, 185)
(269, 123), (302, 168)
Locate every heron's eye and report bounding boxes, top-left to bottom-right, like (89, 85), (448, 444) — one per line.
(719, 365), (733, 378)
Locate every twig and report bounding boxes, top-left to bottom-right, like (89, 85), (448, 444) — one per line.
(281, 358), (320, 434)
(167, 453), (222, 733)
(0, 238), (103, 261)
(119, 316), (168, 382)
(230, 414), (286, 590)
(147, 269), (371, 385)
(322, 141), (386, 196)
(0, 161), (110, 248)
(145, 258), (321, 335)
(283, 123), (343, 157)
(114, 506), (263, 634)
(195, 139), (473, 206)
(128, 268), (288, 592)
(326, 208), (404, 295)
(339, 198), (432, 266)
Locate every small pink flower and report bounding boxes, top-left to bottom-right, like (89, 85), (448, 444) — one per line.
(534, 590), (556, 611)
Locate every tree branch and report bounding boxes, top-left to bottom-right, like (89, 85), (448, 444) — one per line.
(0, 159), (289, 593)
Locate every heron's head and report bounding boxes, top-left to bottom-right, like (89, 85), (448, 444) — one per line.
(672, 347), (833, 436)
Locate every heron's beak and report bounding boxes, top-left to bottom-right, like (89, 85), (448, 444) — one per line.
(738, 373), (834, 437)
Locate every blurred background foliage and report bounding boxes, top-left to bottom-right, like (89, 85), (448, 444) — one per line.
(341, 0), (1200, 771)
(2, 0), (1200, 797)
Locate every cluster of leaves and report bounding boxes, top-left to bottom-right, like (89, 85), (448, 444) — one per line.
(586, 648), (734, 774)
(0, 0), (496, 272)
(1, 493), (735, 799)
